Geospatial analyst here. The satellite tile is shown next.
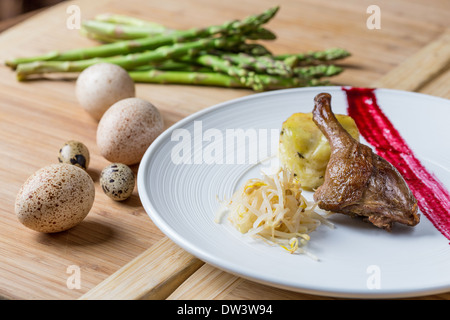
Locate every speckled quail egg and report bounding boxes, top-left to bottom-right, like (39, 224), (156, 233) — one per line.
(15, 163), (95, 233)
(58, 140), (90, 170)
(100, 163), (135, 201)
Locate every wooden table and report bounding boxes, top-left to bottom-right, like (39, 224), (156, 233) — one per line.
(0, 0), (449, 300)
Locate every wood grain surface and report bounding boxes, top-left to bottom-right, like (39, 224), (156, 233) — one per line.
(0, 0), (449, 300)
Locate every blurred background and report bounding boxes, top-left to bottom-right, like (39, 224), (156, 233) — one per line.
(0, 0), (65, 32)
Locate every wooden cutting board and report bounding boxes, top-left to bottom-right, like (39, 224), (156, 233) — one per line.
(0, 0), (449, 300)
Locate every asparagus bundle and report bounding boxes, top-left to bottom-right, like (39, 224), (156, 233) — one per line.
(5, 7), (351, 91)
(15, 36), (245, 80)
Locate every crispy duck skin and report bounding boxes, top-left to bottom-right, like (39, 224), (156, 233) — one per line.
(312, 93), (420, 230)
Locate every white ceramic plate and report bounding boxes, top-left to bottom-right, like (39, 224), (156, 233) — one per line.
(138, 87), (450, 298)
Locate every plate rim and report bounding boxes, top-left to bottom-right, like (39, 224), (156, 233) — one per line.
(137, 86), (450, 299)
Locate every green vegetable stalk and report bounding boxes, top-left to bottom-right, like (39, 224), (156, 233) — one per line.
(5, 6), (351, 91)
(128, 69), (328, 91)
(15, 36), (244, 80)
(6, 6), (279, 68)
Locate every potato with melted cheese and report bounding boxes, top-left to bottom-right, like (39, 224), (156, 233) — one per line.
(279, 112), (360, 190)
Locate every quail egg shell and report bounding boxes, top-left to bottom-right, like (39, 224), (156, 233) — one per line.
(58, 140), (90, 170)
(100, 163), (135, 201)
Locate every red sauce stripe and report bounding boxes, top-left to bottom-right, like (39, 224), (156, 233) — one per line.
(343, 87), (450, 240)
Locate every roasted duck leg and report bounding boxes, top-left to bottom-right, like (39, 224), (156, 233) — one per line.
(312, 93), (420, 230)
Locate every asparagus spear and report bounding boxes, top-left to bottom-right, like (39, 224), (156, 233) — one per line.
(80, 27), (124, 43)
(15, 36), (244, 80)
(184, 52), (261, 88)
(129, 70), (244, 88)
(133, 60), (210, 72)
(221, 51), (292, 76)
(83, 19), (275, 42)
(293, 64), (343, 79)
(184, 52), (292, 88)
(228, 43), (272, 56)
(92, 13), (276, 41)
(245, 73), (328, 91)
(189, 53), (251, 77)
(128, 69), (328, 91)
(81, 20), (169, 40)
(275, 48), (351, 66)
(6, 6), (279, 68)
(94, 13), (168, 28)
